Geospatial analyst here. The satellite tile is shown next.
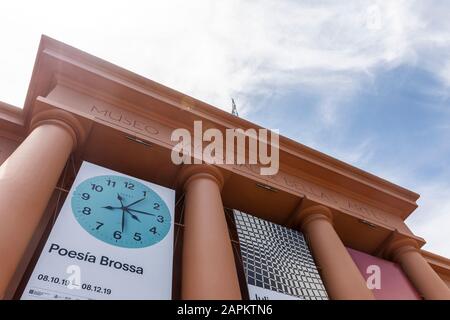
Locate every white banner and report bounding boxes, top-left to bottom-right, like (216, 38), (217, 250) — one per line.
(22, 161), (175, 300)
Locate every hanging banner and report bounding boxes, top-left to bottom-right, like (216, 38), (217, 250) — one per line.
(234, 210), (328, 300)
(347, 247), (421, 300)
(22, 161), (175, 300)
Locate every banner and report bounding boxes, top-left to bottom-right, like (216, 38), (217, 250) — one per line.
(22, 161), (175, 300)
(347, 247), (421, 300)
(233, 210), (328, 300)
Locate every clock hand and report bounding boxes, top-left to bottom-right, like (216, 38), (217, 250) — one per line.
(126, 208), (155, 216)
(102, 205), (121, 210)
(125, 209), (141, 222)
(125, 197), (146, 209)
(121, 208), (125, 233)
(117, 193), (125, 206)
(117, 193), (126, 233)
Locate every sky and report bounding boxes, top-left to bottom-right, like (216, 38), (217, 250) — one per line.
(0, 1), (449, 257)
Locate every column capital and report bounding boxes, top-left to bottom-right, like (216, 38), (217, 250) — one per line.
(293, 204), (333, 231)
(30, 109), (87, 151)
(383, 237), (420, 262)
(177, 164), (224, 191)
(291, 203), (374, 299)
(382, 236), (450, 299)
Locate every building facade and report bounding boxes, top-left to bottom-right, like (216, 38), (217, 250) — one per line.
(0, 36), (449, 300)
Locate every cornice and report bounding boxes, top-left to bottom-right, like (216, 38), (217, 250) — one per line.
(0, 101), (24, 126)
(0, 101), (26, 139)
(19, 35), (419, 221)
(421, 249), (450, 276)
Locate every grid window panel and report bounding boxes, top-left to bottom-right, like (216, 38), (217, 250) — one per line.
(234, 210), (328, 300)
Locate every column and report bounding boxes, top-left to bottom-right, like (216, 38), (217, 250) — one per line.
(178, 165), (241, 299)
(0, 109), (85, 299)
(294, 205), (375, 300)
(386, 239), (450, 300)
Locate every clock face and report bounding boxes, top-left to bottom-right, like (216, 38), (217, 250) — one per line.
(71, 175), (171, 248)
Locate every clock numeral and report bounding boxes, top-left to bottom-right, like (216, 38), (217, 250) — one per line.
(96, 221), (104, 230)
(153, 203), (160, 210)
(133, 233), (142, 241)
(82, 207), (92, 215)
(157, 215), (164, 223)
(124, 182), (135, 190)
(149, 227), (157, 235)
(106, 179), (116, 187)
(90, 184), (103, 192)
(113, 231), (122, 239)
(142, 191), (147, 197)
(81, 193), (90, 200)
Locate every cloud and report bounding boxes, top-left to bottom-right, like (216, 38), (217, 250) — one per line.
(1, 0), (448, 113)
(407, 182), (450, 258)
(0, 1), (449, 257)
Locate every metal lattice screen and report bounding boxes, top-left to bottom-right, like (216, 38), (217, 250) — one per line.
(233, 210), (328, 300)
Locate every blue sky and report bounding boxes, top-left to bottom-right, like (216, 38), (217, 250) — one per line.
(0, 1), (449, 256)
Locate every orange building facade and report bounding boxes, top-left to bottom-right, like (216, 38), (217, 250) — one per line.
(0, 36), (449, 300)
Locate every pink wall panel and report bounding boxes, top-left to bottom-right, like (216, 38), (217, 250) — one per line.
(347, 247), (421, 300)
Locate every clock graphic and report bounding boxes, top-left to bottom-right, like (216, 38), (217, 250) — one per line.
(71, 175), (171, 248)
